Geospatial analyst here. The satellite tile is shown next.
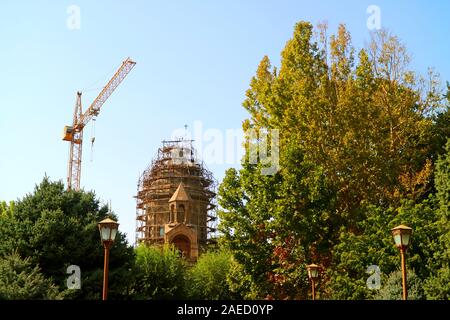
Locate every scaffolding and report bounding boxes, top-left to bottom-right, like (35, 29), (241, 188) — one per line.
(135, 139), (217, 247)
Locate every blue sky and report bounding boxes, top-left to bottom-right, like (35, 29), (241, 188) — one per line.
(1, 0), (449, 244)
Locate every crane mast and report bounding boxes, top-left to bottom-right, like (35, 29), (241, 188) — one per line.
(63, 58), (136, 191)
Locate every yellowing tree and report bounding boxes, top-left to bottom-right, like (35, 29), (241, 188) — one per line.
(219, 21), (449, 299)
(243, 22), (444, 217)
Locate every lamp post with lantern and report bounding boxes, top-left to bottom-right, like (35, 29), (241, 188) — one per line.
(98, 217), (119, 301)
(306, 263), (320, 300)
(391, 224), (412, 300)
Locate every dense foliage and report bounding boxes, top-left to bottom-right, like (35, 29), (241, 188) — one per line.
(0, 251), (62, 300)
(132, 244), (186, 299)
(0, 178), (135, 299)
(0, 185), (234, 300)
(218, 21), (450, 299)
(186, 250), (233, 299)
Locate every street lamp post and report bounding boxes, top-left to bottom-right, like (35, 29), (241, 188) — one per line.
(98, 217), (119, 301)
(391, 224), (412, 300)
(306, 264), (320, 300)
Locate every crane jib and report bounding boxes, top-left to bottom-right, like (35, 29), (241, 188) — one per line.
(64, 58), (136, 191)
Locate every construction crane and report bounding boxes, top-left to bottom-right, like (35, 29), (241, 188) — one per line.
(63, 58), (136, 191)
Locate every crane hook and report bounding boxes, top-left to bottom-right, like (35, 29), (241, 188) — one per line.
(90, 118), (96, 162)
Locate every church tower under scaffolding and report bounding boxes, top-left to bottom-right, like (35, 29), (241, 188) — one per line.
(135, 139), (217, 261)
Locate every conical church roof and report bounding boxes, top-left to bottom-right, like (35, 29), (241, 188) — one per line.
(169, 182), (191, 202)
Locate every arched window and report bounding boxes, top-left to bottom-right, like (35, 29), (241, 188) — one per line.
(178, 204), (185, 223)
(170, 204), (175, 223)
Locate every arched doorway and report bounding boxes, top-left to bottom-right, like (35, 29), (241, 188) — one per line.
(172, 234), (191, 258)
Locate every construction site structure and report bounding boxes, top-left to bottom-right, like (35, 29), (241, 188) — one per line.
(135, 139), (217, 261)
(63, 58), (136, 191)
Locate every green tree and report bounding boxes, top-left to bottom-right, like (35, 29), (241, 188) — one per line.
(429, 84), (450, 161)
(0, 251), (62, 300)
(0, 201), (15, 217)
(327, 199), (440, 299)
(218, 146), (332, 299)
(424, 139), (450, 299)
(218, 21), (448, 299)
(186, 249), (232, 299)
(424, 267), (450, 300)
(132, 244), (186, 299)
(242, 23), (443, 215)
(225, 256), (263, 299)
(0, 177), (135, 299)
(374, 269), (424, 300)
